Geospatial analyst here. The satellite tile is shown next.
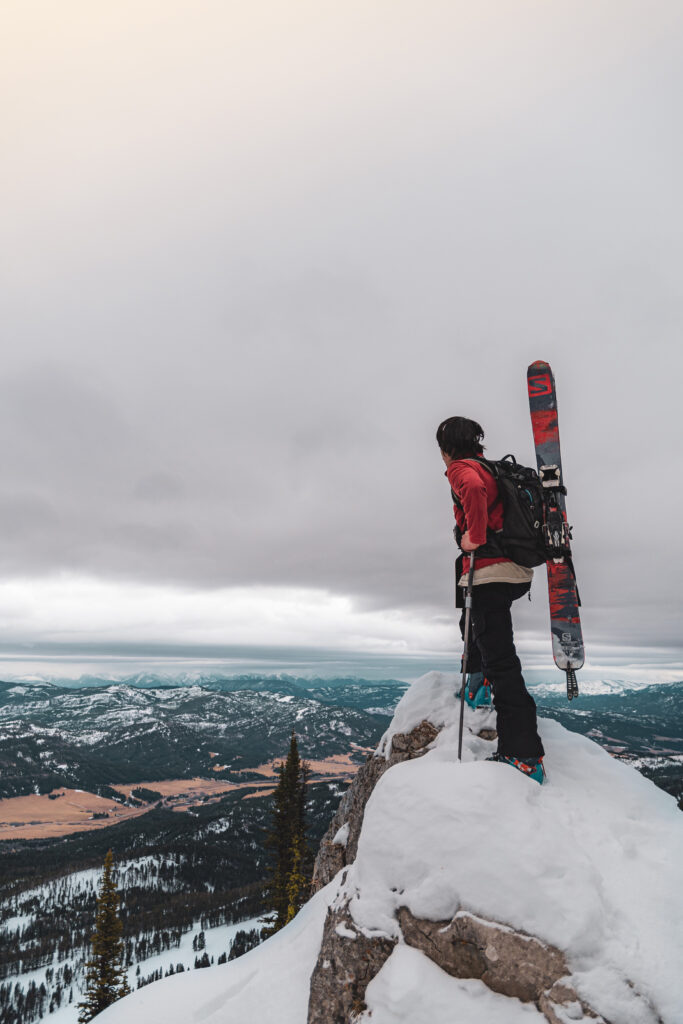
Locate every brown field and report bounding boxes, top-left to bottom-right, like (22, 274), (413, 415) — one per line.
(239, 751), (367, 779)
(0, 753), (367, 840)
(0, 789), (149, 841)
(111, 778), (238, 799)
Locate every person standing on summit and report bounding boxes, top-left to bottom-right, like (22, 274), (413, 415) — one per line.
(436, 416), (545, 783)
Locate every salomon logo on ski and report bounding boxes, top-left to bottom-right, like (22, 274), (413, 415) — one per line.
(527, 373), (553, 397)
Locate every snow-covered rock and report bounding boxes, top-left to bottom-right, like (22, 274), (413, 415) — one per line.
(97, 671), (683, 1024)
(359, 944), (549, 1024)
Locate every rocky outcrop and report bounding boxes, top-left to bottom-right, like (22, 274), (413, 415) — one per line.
(308, 716), (610, 1024)
(307, 900), (395, 1024)
(307, 897), (610, 1024)
(397, 908), (606, 1022)
(397, 906), (568, 1001)
(311, 719), (439, 893)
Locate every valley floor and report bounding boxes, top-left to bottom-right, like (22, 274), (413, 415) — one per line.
(0, 753), (365, 841)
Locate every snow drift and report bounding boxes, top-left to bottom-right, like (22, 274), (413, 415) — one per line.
(97, 671), (683, 1024)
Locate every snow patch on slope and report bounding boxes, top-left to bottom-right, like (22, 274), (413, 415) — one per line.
(97, 886), (332, 1024)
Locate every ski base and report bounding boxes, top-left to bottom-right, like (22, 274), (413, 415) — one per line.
(528, 360), (585, 700)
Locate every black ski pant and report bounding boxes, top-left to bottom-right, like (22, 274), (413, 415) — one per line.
(460, 581), (544, 760)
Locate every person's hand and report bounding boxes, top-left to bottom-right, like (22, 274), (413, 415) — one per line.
(460, 531), (480, 552)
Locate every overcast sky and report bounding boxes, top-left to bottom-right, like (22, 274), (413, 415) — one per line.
(1, 1), (682, 675)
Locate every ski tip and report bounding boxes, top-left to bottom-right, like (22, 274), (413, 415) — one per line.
(528, 359), (551, 374)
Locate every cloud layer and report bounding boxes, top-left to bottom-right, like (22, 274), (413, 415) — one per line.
(2, 1), (682, 665)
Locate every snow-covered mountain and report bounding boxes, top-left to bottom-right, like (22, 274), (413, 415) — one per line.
(94, 671), (682, 1024)
(0, 678), (392, 798)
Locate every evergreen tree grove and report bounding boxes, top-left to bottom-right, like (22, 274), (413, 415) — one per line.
(78, 849), (130, 1023)
(264, 731), (311, 933)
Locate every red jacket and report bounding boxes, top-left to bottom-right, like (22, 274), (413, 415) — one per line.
(446, 459), (510, 573)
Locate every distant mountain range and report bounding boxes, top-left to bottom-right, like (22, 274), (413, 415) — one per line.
(537, 682), (683, 807)
(1, 675), (681, 805)
(0, 676), (403, 800)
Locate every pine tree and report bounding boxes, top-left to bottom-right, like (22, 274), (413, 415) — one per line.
(263, 732), (311, 934)
(78, 850), (130, 1023)
(285, 832), (309, 924)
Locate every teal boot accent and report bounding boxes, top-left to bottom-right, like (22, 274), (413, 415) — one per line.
(465, 672), (492, 709)
(487, 753), (545, 785)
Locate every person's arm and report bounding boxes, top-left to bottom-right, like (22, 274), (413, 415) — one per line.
(446, 462), (488, 550)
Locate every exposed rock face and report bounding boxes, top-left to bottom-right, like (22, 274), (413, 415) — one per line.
(311, 719), (439, 893)
(307, 898), (609, 1024)
(307, 901), (395, 1024)
(397, 906), (567, 1001)
(308, 717), (611, 1024)
(397, 908), (606, 1022)
(477, 726), (498, 741)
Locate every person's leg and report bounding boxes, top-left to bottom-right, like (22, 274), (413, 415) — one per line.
(459, 606), (483, 675)
(470, 582), (544, 759)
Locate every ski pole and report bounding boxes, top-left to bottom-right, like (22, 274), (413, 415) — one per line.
(457, 554), (476, 762)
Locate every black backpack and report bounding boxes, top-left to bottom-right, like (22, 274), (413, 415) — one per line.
(451, 454), (550, 568)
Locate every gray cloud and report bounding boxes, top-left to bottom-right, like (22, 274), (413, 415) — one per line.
(1, 0), (682, 661)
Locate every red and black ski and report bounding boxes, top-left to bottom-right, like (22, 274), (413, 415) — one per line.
(527, 360), (584, 700)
